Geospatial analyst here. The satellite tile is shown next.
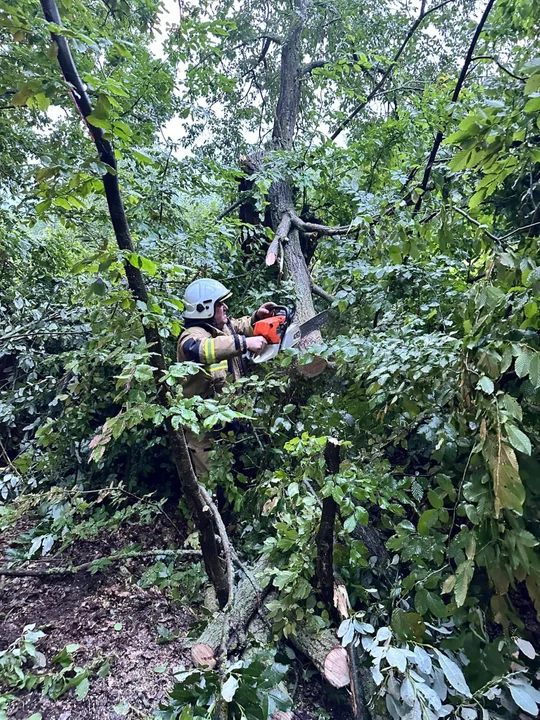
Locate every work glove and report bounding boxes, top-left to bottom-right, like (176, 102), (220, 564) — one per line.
(255, 301), (279, 320)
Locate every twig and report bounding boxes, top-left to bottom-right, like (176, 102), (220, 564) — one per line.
(114, 487), (185, 538)
(230, 546), (261, 596)
(198, 485), (234, 607)
(414, 0), (497, 213)
(311, 282), (336, 304)
(472, 55), (525, 82)
(0, 549), (201, 577)
(453, 206), (540, 248)
(330, 0), (456, 141)
(0, 437), (21, 478)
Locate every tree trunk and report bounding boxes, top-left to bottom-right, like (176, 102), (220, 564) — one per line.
(316, 439), (341, 607)
(191, 557), (270, 666)
(39, 0), (229, 608)
(291, 621), (350, 688)
(267, 0), (328, 378)
(192, 559), (350, 689)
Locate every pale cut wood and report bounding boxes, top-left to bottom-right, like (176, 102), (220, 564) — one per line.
(323, 647), (351, 688)
(191, 642), (216, 668)
(291, 623), (350, 688)
(297, 355), (328, 378)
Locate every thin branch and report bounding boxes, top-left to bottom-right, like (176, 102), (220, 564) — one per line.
(0, 549), (201, 578)
(414, 0), (497, 213)
(330, 0), (456, 141)
(299, 59), (328, 76)
(216, 197), (244, 221)
(290, 209), (355, 236)
(454, 206), (540, 247)
(311, 282), (336, 303)
(198, 485), (234, 607)
(472, 55), (525, 82)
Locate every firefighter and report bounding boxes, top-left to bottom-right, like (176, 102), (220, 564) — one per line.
(177, 278), (276, 477)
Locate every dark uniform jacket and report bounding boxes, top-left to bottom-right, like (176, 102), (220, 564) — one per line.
(177, 314), (256, 399)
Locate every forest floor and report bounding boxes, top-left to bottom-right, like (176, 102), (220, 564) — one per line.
(0, 510), (353, 720)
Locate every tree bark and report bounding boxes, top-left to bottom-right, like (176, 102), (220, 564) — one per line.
(39, 0), (229, 608)
(191, 557), (270, 666)
(266, 0), (327, 377)
(316, 439), (341, 607)
(291, 621), (350, 688)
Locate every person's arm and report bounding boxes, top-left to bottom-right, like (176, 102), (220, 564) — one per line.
(230, 302), (280, 336)
(179, 327), (244, 363)
(230, 315), (256, 337)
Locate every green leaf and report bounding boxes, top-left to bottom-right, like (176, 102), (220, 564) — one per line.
(524, 96), (540, 113)
(515, 638), (536, 659)
(436, 651), (472, 697)
(89, 279), (107, 296)
(515, 348), (533, 378)
(392, 609), (425, 642)
(505, 424), (532, 455)
(133, 149), (156, 165)
(428, 490), (444, 509)
(477, 376), (494, 395)
(441, 575), (456, 594)
(426, 591), (447, 618)
(417, 509), (438, 535)
(454, 559), (474, 608)
(75, 676), (89, 701)
(508, 682), (539, 715)
(126, 253), (157, 276)
(85, 114), (111, 130)
(529, 354), (540, 388)
(525, 73), (540, 95)
(343, 514), (356, 533)
(499, 394), (522, 422)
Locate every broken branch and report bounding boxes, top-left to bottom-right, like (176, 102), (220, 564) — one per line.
(311, 282), (336, 304)
(0, 549), (201, 578)
(289, 210), (355, 236)
(266, 213), (291, 266)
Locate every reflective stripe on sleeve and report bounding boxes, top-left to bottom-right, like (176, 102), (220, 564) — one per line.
(209, 361), (228, 373)
(204, 338), (216, 363)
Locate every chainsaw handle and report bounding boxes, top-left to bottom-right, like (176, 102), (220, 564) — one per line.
(268, 305), (294, 322)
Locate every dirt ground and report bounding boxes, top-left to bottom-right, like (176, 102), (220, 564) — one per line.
(0, 513), (353, 720)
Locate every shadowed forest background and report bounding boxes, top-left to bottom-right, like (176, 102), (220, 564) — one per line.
(1, 0), (540, 717)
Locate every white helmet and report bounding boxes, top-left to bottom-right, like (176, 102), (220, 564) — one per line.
(183, 279), (231, 320)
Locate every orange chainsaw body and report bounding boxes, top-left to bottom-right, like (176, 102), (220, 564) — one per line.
(253, 314), (288, 344)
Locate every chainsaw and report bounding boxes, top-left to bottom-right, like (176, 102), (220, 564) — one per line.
(248, 305), (330, 363)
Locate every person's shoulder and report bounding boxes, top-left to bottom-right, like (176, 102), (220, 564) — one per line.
(179, 324), (212, 342)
